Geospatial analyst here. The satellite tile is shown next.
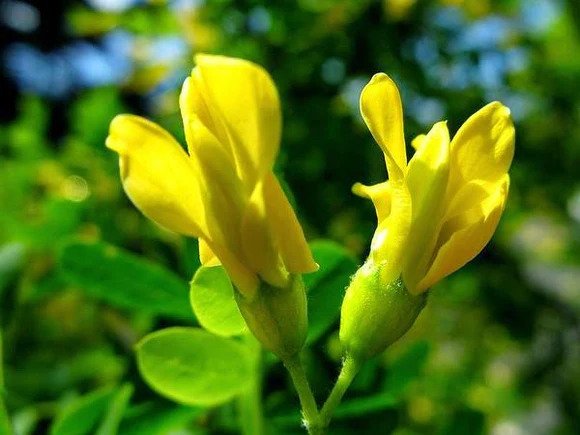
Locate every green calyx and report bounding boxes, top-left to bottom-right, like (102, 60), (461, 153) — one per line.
(234, 274), (308, 360)
(339, 260), (427, 362)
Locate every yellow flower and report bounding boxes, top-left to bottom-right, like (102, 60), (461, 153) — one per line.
(354, 73), (515, 295)
(106, 54), (317, 298)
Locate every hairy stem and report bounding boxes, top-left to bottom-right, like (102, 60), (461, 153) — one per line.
(283, 354), (322, 434)
(319, 354), (361, 428)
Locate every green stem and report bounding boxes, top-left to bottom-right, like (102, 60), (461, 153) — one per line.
(319, 354), (361, 428)
(237, 336), (264, 435)
(283, 354), (322, 434)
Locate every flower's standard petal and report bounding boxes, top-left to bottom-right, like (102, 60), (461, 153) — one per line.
(186, 54), (282, 188)
(449, 101), (515, 189)
(106, 114), (206, 237)
(360, 73), (407, 181)
(262, 172), (318, 274)
(414, 176), (510, 294)
(352, 181), (391, 223)
(403, 121), (450, 292)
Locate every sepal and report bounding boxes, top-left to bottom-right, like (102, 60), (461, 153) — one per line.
(339, 260), (426, 362)
(234, 275), (308, 359)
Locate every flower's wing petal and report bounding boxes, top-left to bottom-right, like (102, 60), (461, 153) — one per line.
(442, 179), (494, 222)
(185, 114), (245, 250)
(352, 181), (392, 223)
(449, 101), (514, 189)
(186, 54), (281, 187)
(370, 181), (412, 283)
(240, 179), (288, 288)
(262, 172), (318, 274)
(106, 114), (206, 237)
(403, 121), (450, 292)
(184, 115), (260, 296)
(414, 176), (510, 294)
(411, 134), (426, 150)
(198, 239), (220, 266)
(203, 238), (259, 298)
(360, 73), (407, 181)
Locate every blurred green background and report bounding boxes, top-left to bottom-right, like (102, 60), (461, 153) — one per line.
(1, 0), (579, 434)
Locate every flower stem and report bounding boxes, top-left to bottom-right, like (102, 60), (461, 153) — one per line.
(319, 354), (361, 428)
(283, 354), (322, 434)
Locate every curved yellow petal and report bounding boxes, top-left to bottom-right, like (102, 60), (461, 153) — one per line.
(352, 181), (392, 224)
(370, 180), (412, 284)
(449, 101), (515, 190)
(360, 73), (407, 181)
(402, 121), (450, 291)
(106, 114), (206, 237)
(184, 114), (245, 253)
(198, 239), (220, 266)
(411, 134), (426, 150)
(186, 54), (282, 188)
(414, 176), (510, 294)
(262, 172), (318, 274)
(203, 238), (259, 298)
(240, 179), (288, 288)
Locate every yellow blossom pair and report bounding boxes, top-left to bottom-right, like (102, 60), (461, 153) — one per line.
(106, 55), (317, 298)
(354, 73), (514, 295)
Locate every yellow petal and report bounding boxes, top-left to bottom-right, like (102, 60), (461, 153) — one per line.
(240, 179), (288, 288)
(360, 73), (407, 181)
(203, 238), (259, 298)
(183, 113), (260, 293)
(370, 181), (412, 283)
(411, 134), (426, 150)
(184, 113), (245, 254)
(449, 101), (515, 190)
(352, 181), (392, 223)
(262, 172), (318, 274)
(186, 54), (282, 188)
(403, 121), (450, 291)
(106, 114), (206, 237)
(198, 239), (220, 266)
(414, 176), (510, 294)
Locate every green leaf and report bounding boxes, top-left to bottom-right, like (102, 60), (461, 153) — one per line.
(58, 241), (191, 319)
(304, 240), (358, 343)
(95, 384), (133, 435)
(50, 387), (117, 435)
(190, 266), (246, 337)
(136, 328), (254, 407)
(119, 402), (204, 435)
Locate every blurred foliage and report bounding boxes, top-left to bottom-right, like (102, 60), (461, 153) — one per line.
(0, 0), (579, 434)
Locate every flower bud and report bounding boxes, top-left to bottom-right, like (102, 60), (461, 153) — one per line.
(339, 260), (426, 362)
(235, 274), (308, 360)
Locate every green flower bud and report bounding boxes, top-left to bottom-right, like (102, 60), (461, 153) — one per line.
(339, 260), (427, 362)
(235, 274), (307, 360)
